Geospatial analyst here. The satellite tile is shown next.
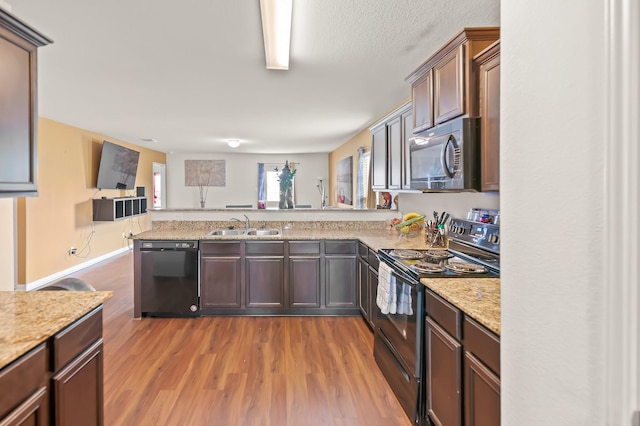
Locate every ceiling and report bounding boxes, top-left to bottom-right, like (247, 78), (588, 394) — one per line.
(9, 0), (499, 155)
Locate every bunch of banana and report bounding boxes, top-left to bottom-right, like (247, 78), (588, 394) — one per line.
(395, 212), (425, 234)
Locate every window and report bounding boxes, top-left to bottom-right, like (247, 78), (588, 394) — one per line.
(257, 162), (296, 209)
(356, 148), (370, 209)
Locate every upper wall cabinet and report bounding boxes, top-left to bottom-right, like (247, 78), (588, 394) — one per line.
(406, 27), (499, 134)
(474, 40), (501, 192)
(370, 101), (413, 191)
(0, 10), (52, 197)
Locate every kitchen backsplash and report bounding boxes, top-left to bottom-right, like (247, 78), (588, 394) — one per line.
(396, 192), (500, 221)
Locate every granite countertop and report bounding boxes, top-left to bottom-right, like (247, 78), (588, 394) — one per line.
(0, 291), (113, 370)
(421, 277), (500, 336)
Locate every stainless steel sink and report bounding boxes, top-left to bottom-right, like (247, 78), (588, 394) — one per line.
(207, 229), (248, 236)
(246, 229), (282, 236)
(206, 228), (282, 236)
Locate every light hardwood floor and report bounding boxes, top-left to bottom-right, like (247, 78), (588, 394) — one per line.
(70, 251), (411, 426)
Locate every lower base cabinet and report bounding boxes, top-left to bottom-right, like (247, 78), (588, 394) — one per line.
(199, 239), (358, 315)
(357, 242), (379, 330)
(425, 290), (500, 426)
(0, 307), (105, 426)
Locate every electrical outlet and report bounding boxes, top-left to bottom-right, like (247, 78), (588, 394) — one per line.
(68, 247), (77, 255)
(122, 233), (127, 239)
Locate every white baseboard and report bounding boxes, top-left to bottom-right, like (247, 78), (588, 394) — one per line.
(25, 247), (131, 291)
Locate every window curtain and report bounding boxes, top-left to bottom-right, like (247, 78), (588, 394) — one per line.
(257, 163), (265, 209)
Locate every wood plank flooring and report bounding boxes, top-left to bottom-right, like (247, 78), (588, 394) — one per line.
(70, 251), (411, 426)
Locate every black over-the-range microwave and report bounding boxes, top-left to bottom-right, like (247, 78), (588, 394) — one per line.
(409, 116), (481, 192)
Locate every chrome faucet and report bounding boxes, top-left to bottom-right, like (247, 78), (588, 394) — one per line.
(230, 214), (250, 229)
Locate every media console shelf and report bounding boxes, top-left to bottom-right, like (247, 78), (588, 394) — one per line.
(93, 196), (147, 221)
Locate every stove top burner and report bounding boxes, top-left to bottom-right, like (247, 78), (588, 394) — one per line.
(412, 262), (446, 274)
(390, 249), (426, 260)
(444, 261), (489, 274)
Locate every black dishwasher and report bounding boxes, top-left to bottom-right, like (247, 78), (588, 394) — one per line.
(139, 240), (199, 317)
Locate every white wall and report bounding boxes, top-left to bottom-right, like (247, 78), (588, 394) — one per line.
(0, 199), (15, 291)
(166, 153), (329, 209)
(501, 1), (605, 424)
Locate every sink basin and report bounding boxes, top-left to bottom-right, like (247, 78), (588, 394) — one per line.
(206, 228), (282, 236)
(246, 229), (282, 236)
(207, 229), (247, 236)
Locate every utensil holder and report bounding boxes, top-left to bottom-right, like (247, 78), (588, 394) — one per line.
(425, 224), (448, 249)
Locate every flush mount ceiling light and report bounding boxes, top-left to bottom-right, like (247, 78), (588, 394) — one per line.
(259, 0), (292, 70)
(227, 139), (240, 148)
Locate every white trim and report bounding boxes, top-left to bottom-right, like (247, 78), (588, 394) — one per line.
(25, 247), (131, 291)
(604, 0), (640, 423)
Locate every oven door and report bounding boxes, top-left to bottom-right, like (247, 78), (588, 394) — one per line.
(375, 268), (423, 376)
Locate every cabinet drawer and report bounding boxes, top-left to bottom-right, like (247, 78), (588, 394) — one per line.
(52, 307), (102, 371)
(463, 316), (500, 375)
(200, 241), (241, 255)
(368, 249), (379, 270)
(358, 241), (368, 258)
(325, 240), (356, 255)
(0, 343), (47, 420)
(289, 241), (320, 255)
(426, 290), (462, 339)
(246, 241), (284, 256)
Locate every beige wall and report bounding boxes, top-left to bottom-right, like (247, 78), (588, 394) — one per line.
(328, 98), (411, 209)
(18, 118), (166, 285)
(0, 199), (15, 290)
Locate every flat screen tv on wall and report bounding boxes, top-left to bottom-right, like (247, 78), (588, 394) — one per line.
(96, 141), (140, 190)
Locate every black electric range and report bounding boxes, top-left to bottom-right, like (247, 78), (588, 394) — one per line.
(378, 218), (500, 282)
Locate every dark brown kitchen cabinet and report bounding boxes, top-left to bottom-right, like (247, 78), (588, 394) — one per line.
(401, 109), (414, 189)
(433, 45), (464, 125)
(245, 241), (285, 308)
(371, 124), (388, 190)
(289, 241), (321, 308)
(475, 40), (501, 192)
(52, 340), (104, 426)
(0, 10), (52, 197)
(200, 242), (242, 309)
(464, 351), (500, 426)
(411, 70), (433, 133)
(358, 242), (379, 330)
(426, 316), (463, 426)
(425, 289), (501, 426)
(0, 307), (106, 426)
(325, 240), (357, 308)
(370, 101), (412, 192)
(406, 27), (499, 132)
(50, 306), (104, 426)
(0, 344), (48, 425)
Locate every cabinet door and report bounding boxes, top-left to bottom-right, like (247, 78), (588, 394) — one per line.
(412, 70), (433, 133)
(289, 257), (320, 308)
(357, 257), (370, 320)
(387, 116), (402, 190)
(246, 257), (285, 308)
(325, 256), (357, 308)
(371, 124), (388, 190)
(464, 351), (500, 426)
(426, 317), (462, 426)
(52, 339), (104, 426)
(367, 265), (378, 329)
(478, 48), (500, 191)
(401, 109), (414, 189)
(0, 17), (49, 196)
(0, 344), (48, 426)
(200, 256), (242, 308)
(434, 45), (465, 124)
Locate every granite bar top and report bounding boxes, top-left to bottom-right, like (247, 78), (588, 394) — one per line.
(421, 277), (500, 336)
(0, 291), (113, 370)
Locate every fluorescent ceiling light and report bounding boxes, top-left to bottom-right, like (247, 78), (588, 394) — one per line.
(259, 0), (292, 70)
(227, 139), (240, 148)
